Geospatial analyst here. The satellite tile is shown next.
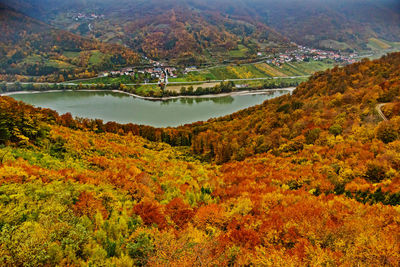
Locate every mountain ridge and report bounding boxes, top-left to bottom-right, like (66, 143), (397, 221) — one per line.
(3, 0), (399, 62)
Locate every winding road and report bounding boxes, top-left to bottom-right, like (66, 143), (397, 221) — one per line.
(376, 103), (388, 121)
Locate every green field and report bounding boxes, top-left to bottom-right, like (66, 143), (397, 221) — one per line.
(208, 66), (238, 80)
(253, 63), (287, 77)
(319, 39), (353, 50)
(88, 51), (105, 65)
(62, 51), (80, 59)
(289, 60), (334, 74)
(74, 75), (136, 85)
(20, 54), (75, 70)
(234, 77), (308, 89)
(367, 38), (392, 50)
(365, 38), (400, 59)
(228, 44), (250, 58)
(171, 71), (217, 82)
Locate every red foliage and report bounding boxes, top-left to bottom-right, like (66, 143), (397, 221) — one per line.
(165, 198), (194, 229)
(193, 204), (226, 229)
(133, 201), (167, 229)
(229, 228), (261, 248)
(73, 191), (108, 219)
(60, 113), (77, 129)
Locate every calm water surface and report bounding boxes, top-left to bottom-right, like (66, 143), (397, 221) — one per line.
(10, 90), (288, 127)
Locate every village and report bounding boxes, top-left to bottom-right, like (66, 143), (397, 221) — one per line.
(98, 60), (193, 85)
(265, 45), (358, 66)
(71, 12), (105, 21)
(97, 45), (359, 84)
(100, 64), (178, 85)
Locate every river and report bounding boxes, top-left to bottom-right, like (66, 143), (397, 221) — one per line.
(8, 90), (289, 127)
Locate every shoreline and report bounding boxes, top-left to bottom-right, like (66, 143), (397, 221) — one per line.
(0, 87), (295, 101)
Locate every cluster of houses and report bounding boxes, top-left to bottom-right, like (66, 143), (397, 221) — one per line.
(99, 65), (177, 85)
(183, 66), (198, 74)
(235, 84), (250, 89)
(72, 12), (104, 21)
(102, 67), (177, 78)
(266, 46), (358, 66)
(99, 62), (200, 83)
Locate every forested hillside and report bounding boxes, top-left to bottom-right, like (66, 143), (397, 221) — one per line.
(0, 53), (400, 265)
(0, 0), (290, 63)
(180, 52), (400, 163)
(3, 0), (400, 63)
(122, 7), (288, 63)
(0, 4), (139, 82)
(254, 0), (400, 50)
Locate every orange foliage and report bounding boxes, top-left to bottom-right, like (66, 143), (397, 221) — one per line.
(73, 191), (108, 219)
(165, 198), (194, 229)
(133, 201), (168, 229)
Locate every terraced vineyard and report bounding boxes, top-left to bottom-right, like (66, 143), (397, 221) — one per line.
(171, 59), (335, 82)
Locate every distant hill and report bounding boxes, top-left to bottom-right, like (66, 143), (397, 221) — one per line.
(3, 0), (399, 63)
(0, 3), (139, 82)
(0, 0), (292, 63)
(257, 0), (400, 51)
(121, 6), (289, 64)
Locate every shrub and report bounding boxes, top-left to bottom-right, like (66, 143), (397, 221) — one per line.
(376, 121), (398, 143)
(365, 163), (387, 183)
(305, 128), (321, 144)
(329, 124), (343, 136)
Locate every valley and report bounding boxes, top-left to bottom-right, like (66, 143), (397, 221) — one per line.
(0, 0), (400, 265)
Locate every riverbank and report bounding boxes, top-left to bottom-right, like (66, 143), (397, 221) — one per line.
(7, 88), (290, 127)
(1, 87), (295, 101)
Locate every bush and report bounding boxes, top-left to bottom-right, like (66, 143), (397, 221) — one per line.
(329, 124), (343, 136)
(0, 125), (11, 144)
(277, 104), (291, 113)
(49, 136), (67, 159)
(376, 121), (398, 143)
(127, 233), (154, 266)
(365, 163), (387, 183)
(305, 128), (321, 144)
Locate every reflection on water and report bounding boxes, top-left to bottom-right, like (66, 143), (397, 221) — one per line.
(10, 90), (289, 127)
(172, 96), (235, 105)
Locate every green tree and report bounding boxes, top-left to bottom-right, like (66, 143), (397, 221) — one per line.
(127, 233), (154, 266)
(365, 163), (387, 183)
(376, 121), (398, 143)
(0, 82), (6, 93)
(305, 128), (321, 144)
(180, 87), (187, 95)
(329, 124), (343, 136)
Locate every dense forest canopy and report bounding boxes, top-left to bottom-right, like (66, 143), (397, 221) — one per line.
(0, 53), (400, 265)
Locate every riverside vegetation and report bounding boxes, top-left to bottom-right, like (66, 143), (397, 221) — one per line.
(0, 78), (303, 98)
